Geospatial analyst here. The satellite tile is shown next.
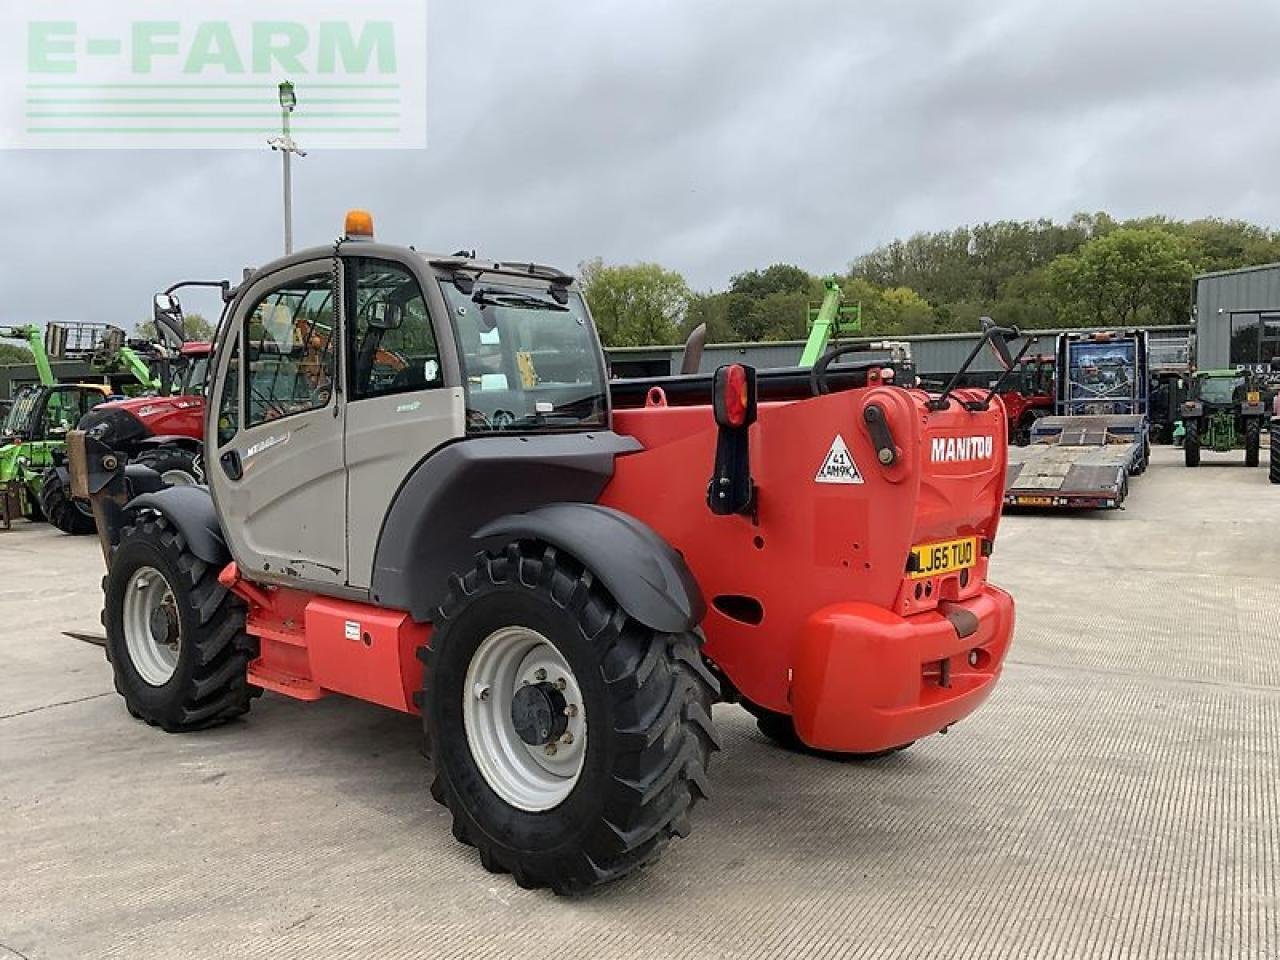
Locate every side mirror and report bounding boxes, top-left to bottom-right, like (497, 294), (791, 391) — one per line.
(981, 316), (1016, 370)
(368, 301), (404, 332)
(153, 294), (187, 347)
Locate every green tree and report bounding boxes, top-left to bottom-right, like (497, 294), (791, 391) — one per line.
(136, 312), (215, 343)
(0, 343), (33, 365)
(1049, 228), (1194, 327)
(579, 259), (692, 347)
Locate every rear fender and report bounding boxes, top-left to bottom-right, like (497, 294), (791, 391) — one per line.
(475, 503), (705, 634)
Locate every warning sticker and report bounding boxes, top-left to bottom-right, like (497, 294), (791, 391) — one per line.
(815, 435), (864, 485)
(344, 620), (361, 642)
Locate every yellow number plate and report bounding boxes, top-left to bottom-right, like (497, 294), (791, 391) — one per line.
(1247, 391), (1261, 403)
(1016, 495), (1054, 506)
(910, 536), (979, 579)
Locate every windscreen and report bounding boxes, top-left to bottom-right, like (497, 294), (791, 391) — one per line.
(1067, 342), (1136, 403)
(1, 386), (39, 437)
(1199, 376), (1245, 405)
(438, 279), (607, 433)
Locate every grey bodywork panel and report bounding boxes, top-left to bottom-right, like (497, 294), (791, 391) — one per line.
(1006, 415), (1144, 504)
(370, 432), (641, 620)
(128, 486), (230, 566)
(476, 503), (706, 634)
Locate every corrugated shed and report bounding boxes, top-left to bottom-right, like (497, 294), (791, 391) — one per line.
(1194, 263), (1280, 369)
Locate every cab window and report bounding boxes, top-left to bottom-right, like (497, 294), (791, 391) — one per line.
(348, 259), (442, 400)
(243, 275), (336, 428)
(216, 335), (241, 447)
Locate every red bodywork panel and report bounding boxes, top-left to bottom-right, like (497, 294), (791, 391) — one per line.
(103, 394), (205, 441)
(221, 381), (1016, 754)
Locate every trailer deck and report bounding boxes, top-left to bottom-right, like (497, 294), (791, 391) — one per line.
(1005, 414), (1145, 509)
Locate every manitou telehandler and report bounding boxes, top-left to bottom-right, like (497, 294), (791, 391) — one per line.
(71, 212), (1017, 893)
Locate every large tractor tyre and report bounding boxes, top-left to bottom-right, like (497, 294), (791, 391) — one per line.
(38, 467), (95, 535)
(1245, 423), (1261, 468)
(102, 514), (259, 732)
(743, 701), (914, 760)
(1184, 422), (1201, 468)
(133, 446), (201, 486)
(424, 541), (720, 894)
(1271, 423), (1280, 484)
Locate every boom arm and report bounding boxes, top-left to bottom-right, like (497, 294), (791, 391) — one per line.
(114, 345), (162, 391)
(1, 324), (54, 386)
(799, 277), (861, 368)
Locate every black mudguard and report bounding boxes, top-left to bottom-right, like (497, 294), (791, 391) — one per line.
(126, 485), (230, 567)
(369, 432), (686, 624)
(475, 504), (705, 634)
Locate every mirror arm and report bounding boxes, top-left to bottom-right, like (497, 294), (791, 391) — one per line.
(970, 336), (1036, 411)
(928, 337), (989, 411)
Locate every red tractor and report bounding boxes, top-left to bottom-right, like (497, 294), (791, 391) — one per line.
(1000, 353), (1054, 445)
(39, 340), (212, 533)
(71, 213), (1017, 893)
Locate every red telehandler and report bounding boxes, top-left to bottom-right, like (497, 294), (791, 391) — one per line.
(70, 212), (1017, 893)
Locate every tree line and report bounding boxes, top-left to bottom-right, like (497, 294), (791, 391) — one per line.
(581, 213), (1280, 347)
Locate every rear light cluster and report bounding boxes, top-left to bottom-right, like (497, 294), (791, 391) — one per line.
(714, 364), (753, 429)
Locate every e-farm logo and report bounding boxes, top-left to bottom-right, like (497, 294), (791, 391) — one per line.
(0, 0), (426, 149)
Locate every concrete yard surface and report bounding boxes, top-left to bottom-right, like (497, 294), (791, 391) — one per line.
(1, 445), (1278, 959)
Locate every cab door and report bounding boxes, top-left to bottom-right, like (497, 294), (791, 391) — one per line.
(207, 262), (348, 587)
(342, 256), (465, 589)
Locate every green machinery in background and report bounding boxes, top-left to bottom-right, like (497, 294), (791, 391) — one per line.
(799, 277), (863, 367)
(1179, 369), (1269, 468)
(0, 322), (162, 529)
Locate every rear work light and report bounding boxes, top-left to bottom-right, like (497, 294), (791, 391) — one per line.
(713, 364), (757, 430)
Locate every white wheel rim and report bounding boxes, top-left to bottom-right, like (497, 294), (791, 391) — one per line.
(463, 626), (587, 812)
(122, 566), (181, 686)
(160, 469), (197, 487)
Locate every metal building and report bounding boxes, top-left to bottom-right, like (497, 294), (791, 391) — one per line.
(1193, 263), (1280, 371)
(607, 325), (1193, 380)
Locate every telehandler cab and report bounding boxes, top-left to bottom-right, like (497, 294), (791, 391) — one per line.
(72, 212), (1017, 893)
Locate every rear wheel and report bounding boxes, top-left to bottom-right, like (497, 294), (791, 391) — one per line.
(38, 467), (95, 535)
(133, 446), (201, 486)
(1184, 422), (1201, 467)
(424, 541), (719, 894)
(103, 514), (258, 731)
(1245, 422), (1261, 468)
(743, 701), (914, 760)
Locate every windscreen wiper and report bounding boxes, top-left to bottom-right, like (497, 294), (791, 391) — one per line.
(472, 290), (568, 312)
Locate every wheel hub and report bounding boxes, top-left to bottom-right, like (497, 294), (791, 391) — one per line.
(510, 681), (569, 746)
(148, 603), (179, 647)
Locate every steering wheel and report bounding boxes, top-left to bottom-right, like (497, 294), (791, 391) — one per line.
(491, 409), (516, 430)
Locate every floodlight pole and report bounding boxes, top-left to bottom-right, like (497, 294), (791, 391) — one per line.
(267, 81), (306, 255)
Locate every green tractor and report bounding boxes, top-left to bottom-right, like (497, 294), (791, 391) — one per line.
(1179, 369), (1269, 468)
(0, 322), (162, 531)
(0, 324), (114, 529)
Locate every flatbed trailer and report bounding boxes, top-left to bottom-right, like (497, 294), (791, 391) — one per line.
(1004, 331), (1149, 511)
(1004, 414), (1144, 509)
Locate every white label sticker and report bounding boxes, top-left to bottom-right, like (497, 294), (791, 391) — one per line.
(815, 435), (864, 485)
(344, 620), (360, 642)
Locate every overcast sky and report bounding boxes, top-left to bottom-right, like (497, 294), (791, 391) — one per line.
(3, 0), (1280, 327)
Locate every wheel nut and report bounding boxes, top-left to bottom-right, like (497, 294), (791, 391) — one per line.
(473, 683), (491, 701)
(564, 704), (578, 717)
(544, 743), (558, 756)
(555, 677), (567, 690)
(561, 732), (574, 745)
(534, 668), (547, 681)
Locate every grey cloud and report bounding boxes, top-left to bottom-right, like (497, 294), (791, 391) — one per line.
(2, 0), (1279, 329)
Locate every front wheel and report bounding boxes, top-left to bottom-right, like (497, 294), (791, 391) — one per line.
(38, 467), (95, 535)
(424, 541), (719, 894)
(133, 446), (201, 486)
(1245, 423), (1261, 468)
(1184, 423), (1201, 467)
(103, 514), (258, 731)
